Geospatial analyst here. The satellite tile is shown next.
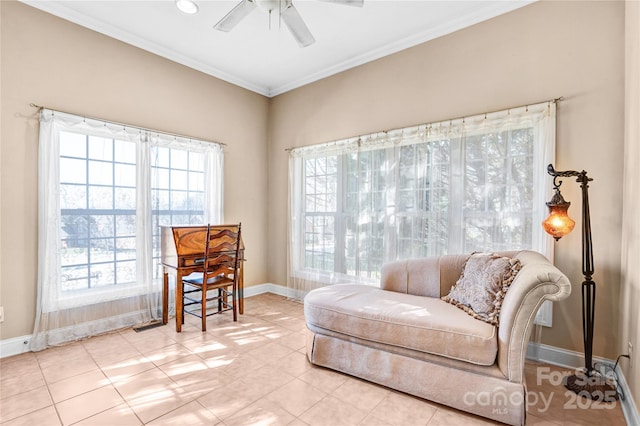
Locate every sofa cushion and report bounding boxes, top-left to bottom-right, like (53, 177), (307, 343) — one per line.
(304, 284), (498, 366)
(442, 253), (521, 325)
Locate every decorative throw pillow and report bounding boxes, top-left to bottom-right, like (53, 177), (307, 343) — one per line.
(442, 253), (521, 326)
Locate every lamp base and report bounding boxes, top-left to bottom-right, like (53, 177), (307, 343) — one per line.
(564, 372), (618, 402)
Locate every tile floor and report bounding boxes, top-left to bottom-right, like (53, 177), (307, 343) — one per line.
(0, 293), (627, 425)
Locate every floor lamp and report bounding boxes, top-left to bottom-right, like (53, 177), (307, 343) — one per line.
(542, 164), (617, 401)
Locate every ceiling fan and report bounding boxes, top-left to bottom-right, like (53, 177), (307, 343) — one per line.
(214, 0), (364, 48)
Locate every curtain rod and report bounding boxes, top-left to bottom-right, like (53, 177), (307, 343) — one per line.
(284, 96), (564, 152)
(30, 103), (226, 146)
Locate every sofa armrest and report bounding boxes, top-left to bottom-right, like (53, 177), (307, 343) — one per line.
(497, 250), (571, 382)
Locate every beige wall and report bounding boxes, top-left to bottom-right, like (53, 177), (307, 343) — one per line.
(0, 0), (269, 340)
(0, 0), (630, 369)
(621, 0), (640, 411)
(268, 1), (625, 359)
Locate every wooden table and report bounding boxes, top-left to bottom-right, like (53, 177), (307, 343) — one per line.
(161, 225), (245, 332)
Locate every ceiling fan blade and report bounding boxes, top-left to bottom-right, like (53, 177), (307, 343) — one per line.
(214, 0), (257, 32)
(318, 0), (364, 7)
(281, 1), (315, 47)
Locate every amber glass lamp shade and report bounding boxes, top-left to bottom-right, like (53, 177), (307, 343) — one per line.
(542, 189), (575, 241)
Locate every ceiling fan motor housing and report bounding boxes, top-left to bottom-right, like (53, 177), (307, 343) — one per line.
(256, 0), (281, 13)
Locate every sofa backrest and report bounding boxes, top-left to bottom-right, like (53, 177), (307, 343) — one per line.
(380, 254), (467, 297)
(381, 251), (521, 298)
(380, 250), (571, 383)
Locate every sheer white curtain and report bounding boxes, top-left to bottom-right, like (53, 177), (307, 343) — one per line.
(288, 102), (556, 311)
(32, 109), (223, 350)
(146, 132), (224, 225)
(146, 133), (224, 317)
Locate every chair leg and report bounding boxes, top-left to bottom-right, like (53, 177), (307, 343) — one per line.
(232, 284), (238, 322)
(218, 289), (223, 312)
(201, 287), (207, 332)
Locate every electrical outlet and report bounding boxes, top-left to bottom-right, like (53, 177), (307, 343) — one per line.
(0, 306), (4, 323)
(629, 341), (634, 367)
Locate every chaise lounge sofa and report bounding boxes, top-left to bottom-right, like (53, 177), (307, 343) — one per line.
(304, 250), (571, 425)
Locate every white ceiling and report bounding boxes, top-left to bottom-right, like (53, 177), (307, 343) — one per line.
(21, 0), (533, 97)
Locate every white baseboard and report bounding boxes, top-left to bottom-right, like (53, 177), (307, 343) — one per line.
(0, 335), (32, 359)
(527, 341), (639, 426)
(0, 284), (296, 359)
(3, 285), (637, 426)
(616, 359), (640, 426)
(243, 282), (306, 300)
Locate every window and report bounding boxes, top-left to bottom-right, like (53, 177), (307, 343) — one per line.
(33, 109), (223, 350)
(289, 102), (555, 293)
(304, 156), (338, 272)
(57, 134), (213, 302)
(151, 146), (207, 280)
(60, 133), (138, 292)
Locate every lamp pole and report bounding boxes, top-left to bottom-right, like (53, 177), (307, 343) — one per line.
(544, 164), (616, 401)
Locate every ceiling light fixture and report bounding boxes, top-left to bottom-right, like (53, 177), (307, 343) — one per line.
(176, 0), (199, 15)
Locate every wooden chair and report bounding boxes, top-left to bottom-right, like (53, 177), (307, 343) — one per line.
(182, 223), (241, 331)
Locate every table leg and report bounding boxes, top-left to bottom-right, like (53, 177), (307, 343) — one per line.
(175, 271), (183, 332)
(162, 271), (169, 325)
(239, 262), (244, 315)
